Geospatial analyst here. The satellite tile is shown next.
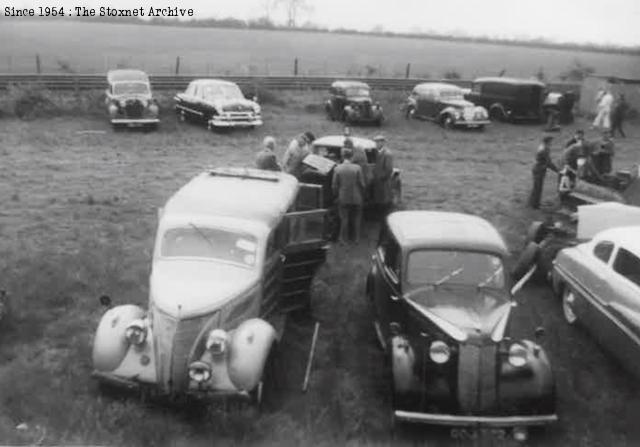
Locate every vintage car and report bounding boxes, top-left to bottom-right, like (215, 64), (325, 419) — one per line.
(552, 225), (640, 378)
(305, 134), (402, 208)
(465, 77), (546, 123)
(92, 168), (329, 403)
(366, 211), (557, 435)
(404, 82), (489, 130)
(174, 79), (262, 130)
(105, 69), (160, 130)
(325, 81), (384, 126)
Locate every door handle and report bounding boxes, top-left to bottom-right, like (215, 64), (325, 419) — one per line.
(390, 295), (399, 302)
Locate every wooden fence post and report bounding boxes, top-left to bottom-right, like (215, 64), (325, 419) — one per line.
(36, 54), (41, 74)
(405, 63), (411, 79)
(293, 58), (298, 76)
(175, 56), (180, 75)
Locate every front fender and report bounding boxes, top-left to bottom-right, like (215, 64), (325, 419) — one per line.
(227, 318), (276, 391)
(92, 304), (145, 372)
(440, 106), (460, 120)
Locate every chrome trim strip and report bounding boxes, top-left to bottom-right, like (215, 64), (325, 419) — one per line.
(394, 410), (557, 427)
(111, 118), (159, 124)
(175, 104), (204, 116)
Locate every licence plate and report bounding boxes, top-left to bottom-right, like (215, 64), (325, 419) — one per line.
(450, 427), (507, 441)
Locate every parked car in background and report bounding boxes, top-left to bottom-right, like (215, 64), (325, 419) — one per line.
(105, 69), (159, 130)
(367, 211), (556, 437)
(175, 79), (262, 130)
(325, 81), (383, 126)
(552, 225), (640, 379)
(465, 77), (546, 123)
(405, 82), (489, 130)
(92, 168), (329, 404)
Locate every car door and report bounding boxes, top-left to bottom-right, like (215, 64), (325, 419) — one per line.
(372, 226), (402, 344)
(260, 227), (286, 320)
(279, 183), (329, 312)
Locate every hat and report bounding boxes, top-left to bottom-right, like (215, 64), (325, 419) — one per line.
(542, 135), (554, 143)
(343, 137), (354, 149)
(304, 131), (316, 143)
(373, 134), (386, 142)
(263, 136), (275, 149)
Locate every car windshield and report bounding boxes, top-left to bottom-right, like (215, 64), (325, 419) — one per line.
(345, 87), (370, 97)
(202, 84), (244, 101)
(406, 250), (505, 289)
(439, 89), (464, 101)
(160, 225), (258, 267)
(113, 82), (150, 96)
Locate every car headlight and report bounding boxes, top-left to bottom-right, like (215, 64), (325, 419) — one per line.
(124, 319), (147, 346)
(108, 103), (118, 116)
(508, 343), (528, 367)
(188, 361), (212, 383)
(453, 110), (462, 119)
(205, 329), (228, 356)
(148, 103), (159, 116)
(429, 340), (451, 364)
(253, 104), (261, 114)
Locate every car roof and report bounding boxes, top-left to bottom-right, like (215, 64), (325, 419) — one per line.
(332, 80), (370, 89)
(472, 77), (546, 87)
(107, 69), (149, 83)
(312, 135), (376, 150)
(387, 211), (508, 256)
(594, 226), (640, 258)
(414, 82), (462, 92)
(189, 78), (240, 88)
(163, 168), (299, 231)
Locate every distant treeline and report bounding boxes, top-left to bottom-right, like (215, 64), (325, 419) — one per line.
(3, 14), (639, 56)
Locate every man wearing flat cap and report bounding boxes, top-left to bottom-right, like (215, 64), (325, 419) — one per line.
(255, 136), (281, 171)
(282, 131), (314, 178)
(372, 134), (394, 218)
(528, 134), (558, 209)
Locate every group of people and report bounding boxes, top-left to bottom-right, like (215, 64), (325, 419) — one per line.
(592, 88), (629, 138)
(254, 131), (394, 245)
(528, 128), (616, 209)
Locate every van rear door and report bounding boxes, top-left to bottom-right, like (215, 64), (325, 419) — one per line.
(280, 183), (329, 312)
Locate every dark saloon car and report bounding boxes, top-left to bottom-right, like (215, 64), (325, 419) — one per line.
(405, 82), (489, 129)
(366, 211), (556, 435)
(465, 77), (546, 123)
(325, 81), (383, 126)
(105, 69), (159, 130)
(174, 79), (262, 130)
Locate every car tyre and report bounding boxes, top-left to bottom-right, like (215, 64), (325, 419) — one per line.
(512, 242), (539, 281)
(562, 287), (578, 325)
(489, 106), (505, 122)
(405, 107), (415, 120)
(441, 115), (454, 129)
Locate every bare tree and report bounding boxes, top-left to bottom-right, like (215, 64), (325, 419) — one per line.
(275, 0), (312, 27)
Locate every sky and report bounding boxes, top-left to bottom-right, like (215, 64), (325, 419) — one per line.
(6, 0), (640, 47)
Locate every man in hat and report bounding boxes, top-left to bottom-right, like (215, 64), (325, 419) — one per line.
(255, 136), (281, 171)
(332, 145), (365, 244)
(282, 132), (312, 178)
(372, 134), (394, 218)
(611, 93), (628, 138)
(528, 134), (558, 209)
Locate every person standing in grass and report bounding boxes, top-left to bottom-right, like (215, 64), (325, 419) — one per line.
(255, 136), (281, 171)
(611, 94), (628, 138)
(282, 132), (311, 178)
(372, 134), (394, 218)
(332, 146), (365, 244)
(592, 88), (614, 131)
(528, 135), (558, 209)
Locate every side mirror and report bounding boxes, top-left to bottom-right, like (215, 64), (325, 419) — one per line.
(99, 295), (112, 308)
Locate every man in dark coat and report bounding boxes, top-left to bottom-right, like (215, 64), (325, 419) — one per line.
(372, 134), (394, 218)
(332, 147), (365, 244)
(528, 135), (558, 209)
(611, 94), (628, 138)
(255, 136), (281, 171)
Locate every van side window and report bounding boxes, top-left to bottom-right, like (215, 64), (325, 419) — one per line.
(593, 241), (614, 264)
(613, 248), (640, 287)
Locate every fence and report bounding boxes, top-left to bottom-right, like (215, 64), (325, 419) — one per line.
(0, 73), (580, 95)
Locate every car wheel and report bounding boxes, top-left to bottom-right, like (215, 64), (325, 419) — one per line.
(489, 107), (505, 122)
(442, 115), (454, 129)
(525, 221), (547, 246)
(562, 287), (578, 325)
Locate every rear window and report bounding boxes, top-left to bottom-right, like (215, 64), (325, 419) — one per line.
(613, 248), (640, 287)
(593, 241), (615, 263)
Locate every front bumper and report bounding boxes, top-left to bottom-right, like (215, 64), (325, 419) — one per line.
(454, 119), (490, 128)
(395, 410), (557, 427)
(110, 118), (160, 127)
(209, 116), (262, 128)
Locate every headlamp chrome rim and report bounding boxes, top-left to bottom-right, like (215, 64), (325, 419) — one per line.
(429, 340), (451, 364)
(508, 342), (528, 367)
(124, 319), (147, 346)
(188, 361), (212, 383)
(205, 329), (228, 356)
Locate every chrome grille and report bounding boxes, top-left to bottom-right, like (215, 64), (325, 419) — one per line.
(457, 344), (497, 414)
(124, 99), (144, 118)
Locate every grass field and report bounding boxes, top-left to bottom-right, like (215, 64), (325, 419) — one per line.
(1, 89), (640, 446)
(1, 20), (640, 80)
